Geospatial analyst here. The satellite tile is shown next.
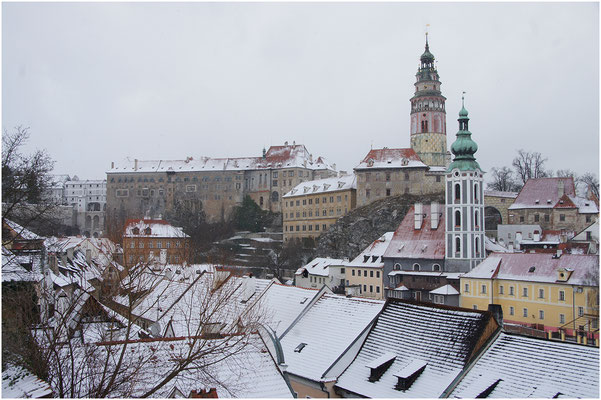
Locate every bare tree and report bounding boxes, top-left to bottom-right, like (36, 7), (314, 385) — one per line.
(512, 149), (549, 186)
(2, 126), (65, 238)
(578, 172), (600, 200)
(487, 166), (520, 192)
(4, 256), (269, 398)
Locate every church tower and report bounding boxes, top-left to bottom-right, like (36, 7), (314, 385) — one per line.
(410, 35), (448, 167)
(445, 96), (485, 272)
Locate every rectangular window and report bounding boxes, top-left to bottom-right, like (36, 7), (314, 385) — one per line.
(352, 269), (355, 276)
(509, 306), (514, 316)
(166, 242), (171, 249)
(473, 305), (478, 310)
(464, 283), (469, 293)
(386, 188), (391, 197)
(499, 285), (504, 295)
(578, 306), (584, 317)
(370, 285), (373, 293)
(149, 241), (154, 249)
(538, 288), (544, 299)
(322, 224), (326, 231)
(523, 308), (528, 318)
(560, 214), (566, 222)
(481, 284), (487, 294)
(523, 287), (528, 297)
(376, 271), (380, 278)
(376, 286), (380, 293)
(157, 241), (162, 249)
(370, 270), (374, 278)
(139, 242), (144, 249)
(544, 214), (550, 222)
(509, 286), (514, 296)
(539, 310), (544, 320)
(186, 185), (197, 192)
(559, 290), (565, 301)
(560, 314), (565, 324)
(363, 270), (367, 277)
(534, 214), (539, 222)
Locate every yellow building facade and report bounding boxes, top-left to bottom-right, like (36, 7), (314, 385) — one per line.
(282, 175), (356, 243)
(461, 253), (599, 342)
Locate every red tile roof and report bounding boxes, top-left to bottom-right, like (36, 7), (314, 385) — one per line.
(383, 204), (446, 260)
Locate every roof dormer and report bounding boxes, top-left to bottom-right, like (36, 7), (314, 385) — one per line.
(366, 352), (396, 382)
(393, 360), (427, 391)
(556, 267), (573, 282)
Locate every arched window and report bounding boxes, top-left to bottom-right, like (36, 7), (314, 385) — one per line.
(455, 183), (461, 202)
(394, 263), (401, 270)
(475, 210), (480, 228)
(475, 237), (480, 256)
(271, 191), (279, 202)
(474, 183), (479, 203)
(455, 210), (461, 228)
(455, 236), (461, 254)
(433, 264), (441, 272)
(413, 263), (420, 271)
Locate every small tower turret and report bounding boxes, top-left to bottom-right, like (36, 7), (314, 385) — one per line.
(445, 95), (485, 272)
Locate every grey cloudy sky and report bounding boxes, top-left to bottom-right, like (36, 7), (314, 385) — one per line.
(3, 2), (599, 182)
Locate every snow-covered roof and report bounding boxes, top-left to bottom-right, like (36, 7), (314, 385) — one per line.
(484, 236), (510, 253)
(107, 144), (335, 174)
(429, 284), (460, 296)
(450, 332), (599, 398)
(279, 294), (385, 382)
(295, 257), (346, 277)
(484, 190), (518, 199)
(335, 300), (495, 398)
(383, 204), (445, 260)
(345, 232), (394, 268)
(64, 179), (106, 186)
(2, 247), (42, 282)
(569, 195), (599, 214)
(62, 333), (293, 398)
(463, 253), (598, 285)
(123, 219), (189, 238)
(354, 148), (428, 170)
(508, 177), (577, 210)
(2, 362), (53, 398)
(248, 282), (321, 337)
(3, 219), (45, 241)
(283, 174), (356, 198)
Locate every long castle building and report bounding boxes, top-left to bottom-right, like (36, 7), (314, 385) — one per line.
(105, 144), (336, 237)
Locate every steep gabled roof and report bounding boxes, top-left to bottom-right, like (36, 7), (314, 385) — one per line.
(335, 300), (496, 398)
(383, 204), (445, 260)
(279, 294), (385, 382)
(345, 232), (394, 268)
(450, 332), (599, 398)
(354, 148), (427, 170)
(295, 257), (346, 277)
(509, 177), (576, 210)
(463, 253), (598, 285)
(283, 175), (356, 198)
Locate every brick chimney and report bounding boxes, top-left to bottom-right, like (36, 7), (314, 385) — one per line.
(414, 203), (423, 230)
(558, 179), (565, 197)
(431, 202), (439, 230)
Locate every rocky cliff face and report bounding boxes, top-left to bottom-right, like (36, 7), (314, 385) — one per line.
(315, 193), (445, 260)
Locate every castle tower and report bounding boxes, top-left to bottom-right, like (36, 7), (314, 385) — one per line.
(445, 97), (485, 272)
(410, 34), (448, 167)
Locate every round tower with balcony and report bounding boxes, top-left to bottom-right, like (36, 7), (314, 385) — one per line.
(445, 96), (485, 272)
(410, 34), (448, 168)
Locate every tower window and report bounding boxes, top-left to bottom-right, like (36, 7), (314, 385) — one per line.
(421, 120), (429, 133)
(455, 237), (461, 254)
(455, 183), (461, 202)
(455, 210), (461, 228)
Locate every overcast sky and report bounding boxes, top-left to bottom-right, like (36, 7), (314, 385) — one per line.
(3, 2), (599, 182)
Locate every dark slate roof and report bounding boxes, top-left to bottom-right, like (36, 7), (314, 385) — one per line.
(450, 332), (599, 398)
(335, 300), (495, 398)
(509, 177), (576, 210)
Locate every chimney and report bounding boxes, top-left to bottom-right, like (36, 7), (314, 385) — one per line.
(533, 230), (541, 241)
(111, 161), (114, 169)
(134, 159), (138, 171)
(488, 304), (503, 327)
(284, 141), (288, 146)
(558, 180), (565, 197)
(431, 202), (439, 229)
(414, 203), (423, 230)
(86, 249), (92, 265)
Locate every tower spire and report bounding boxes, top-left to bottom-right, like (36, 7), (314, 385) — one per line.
(447, 94), (480, 172)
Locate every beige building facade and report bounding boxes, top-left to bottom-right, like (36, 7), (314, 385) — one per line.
(282, 175), (356, 243)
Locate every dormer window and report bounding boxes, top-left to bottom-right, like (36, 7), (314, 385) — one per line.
(144, 227), (152, 235)
(372, 256), (379, 263)
(132, 227), (140, 235)
(364, 255), (370, 263)
(401, 158), (409, 166)
(535, 199), (540, 204)
(393, 360), (427, 391)
(367, 159), (374, 167)
(528, 266), (535, 273)
(365, 352), (396, 382)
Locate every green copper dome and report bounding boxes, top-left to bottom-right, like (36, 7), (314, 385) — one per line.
(421, 41), (435, 63)
(447, 99), (481, 172)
